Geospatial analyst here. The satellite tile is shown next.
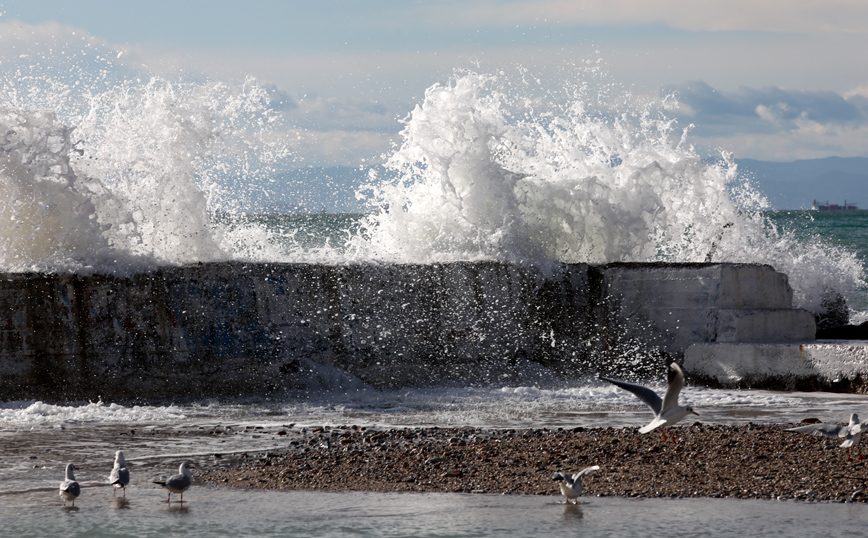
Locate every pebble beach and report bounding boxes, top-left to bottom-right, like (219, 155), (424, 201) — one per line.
(197, 422), (868, 503)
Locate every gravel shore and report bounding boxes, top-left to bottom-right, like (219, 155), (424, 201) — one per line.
(197, 422), (868, 502)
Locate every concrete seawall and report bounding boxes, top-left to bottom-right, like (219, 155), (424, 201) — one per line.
(0, 262), (815, 401)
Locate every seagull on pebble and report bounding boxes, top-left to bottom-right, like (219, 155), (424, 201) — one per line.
(786, 413), (866, 461)
(601, 362), (698, 442)
(552, 465), (599, 504)
(59, 463), (81, 507)
(109, 450), (130, 497)
(154, 461), (193, 503)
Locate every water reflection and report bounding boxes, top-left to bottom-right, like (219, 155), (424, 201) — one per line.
(167, 503), (190, 514)
(561, 503), (584, 521)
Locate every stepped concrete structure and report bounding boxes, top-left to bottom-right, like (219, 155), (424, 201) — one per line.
(593, 263), (815, 359)
(0, 261), (856, 401)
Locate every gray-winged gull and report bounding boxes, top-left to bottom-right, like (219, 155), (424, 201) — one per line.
(786, 413), (866, 460)
(552, 465), (599, 504)
(109, 450), (130, 497)
(154, 461), (193, 503)
(601, 362), (698, 442)
(59, 463), (81, 507)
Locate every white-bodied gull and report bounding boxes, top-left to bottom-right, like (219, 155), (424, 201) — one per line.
(154, 461), (193, 503)
(109, 450), (130, 497)
(600, 362), (698, 442)
(552, 465), (599, 504)
(786, 413), (866, 460)
(59, 463), (81, 507)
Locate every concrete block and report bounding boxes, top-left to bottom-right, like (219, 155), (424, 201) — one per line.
(684, 341), (868, 390)
(716, 309), (816, 342)
(718, 264), (793, 309)
(596, 263), (808, 358)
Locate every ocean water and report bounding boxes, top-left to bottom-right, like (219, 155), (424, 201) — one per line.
(765, 210), (868, 316)
(2, 44), (868, 536)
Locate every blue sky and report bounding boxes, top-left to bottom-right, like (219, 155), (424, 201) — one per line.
(2, 0), (868, 166)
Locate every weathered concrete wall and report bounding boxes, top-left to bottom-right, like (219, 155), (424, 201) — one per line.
(685, 341), (868, 392)
(0, 262), (810, 401)
(0, 262), (593, 400)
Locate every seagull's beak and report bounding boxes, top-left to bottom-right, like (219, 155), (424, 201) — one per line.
(691, 410), (700, 415)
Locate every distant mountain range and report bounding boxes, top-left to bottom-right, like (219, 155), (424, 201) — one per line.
(246, 157), (868, 214)
(735, 156), (868, 210)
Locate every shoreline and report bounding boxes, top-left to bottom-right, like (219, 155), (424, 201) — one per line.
(197, 423), (868, 502)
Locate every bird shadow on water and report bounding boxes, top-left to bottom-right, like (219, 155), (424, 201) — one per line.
(112, 497), (131, 510)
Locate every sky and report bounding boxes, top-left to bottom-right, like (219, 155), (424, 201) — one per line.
(2, 0), (868, 171)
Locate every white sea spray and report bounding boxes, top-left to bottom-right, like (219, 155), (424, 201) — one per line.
(0, 52), (862, 313)
(353, 70), (865, 313)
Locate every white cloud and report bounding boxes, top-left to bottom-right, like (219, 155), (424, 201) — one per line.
(695, 122), (868, 161)
(755, 104), (784, 124)
(266, 129), (395, 168)
(844, 85), (868, 99)
(433, 0), (868, 33)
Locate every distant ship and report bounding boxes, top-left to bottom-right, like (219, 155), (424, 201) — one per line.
(812, 199), (859, 211)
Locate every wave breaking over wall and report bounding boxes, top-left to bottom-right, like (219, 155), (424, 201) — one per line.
(1, 68), (863, 320)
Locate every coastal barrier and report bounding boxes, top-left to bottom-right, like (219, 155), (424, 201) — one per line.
(0, 262), (815, 401)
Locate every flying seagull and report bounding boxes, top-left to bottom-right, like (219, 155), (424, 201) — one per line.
(601, 362), (698, 442)
(59, 463), (81, 507)
(786, 413), (866, 460)
(154, 461), (193, 503)
(109, 450), (130, 497)
(552, 465), (600, 504)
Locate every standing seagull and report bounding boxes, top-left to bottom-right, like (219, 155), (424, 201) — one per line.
(786, 413), (866, 461)
(109, 450), (130, 497)
(601, 362), (699, 442)
(552, 465), (600, 504)
(154, 462), (193, 503)
(59, 463), (81, 507)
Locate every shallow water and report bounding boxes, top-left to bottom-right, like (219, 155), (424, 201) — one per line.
(2, 387), (868, 496)
(2, 487), (867, 538)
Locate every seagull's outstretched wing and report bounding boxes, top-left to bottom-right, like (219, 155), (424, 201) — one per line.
(786, 423), (845, 438)
(552, 471), (573, 486)
(600, 377), (662, 415)
(572, 465), (600, 481)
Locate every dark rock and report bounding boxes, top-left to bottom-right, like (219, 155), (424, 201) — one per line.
(816, 321), (868, 340)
